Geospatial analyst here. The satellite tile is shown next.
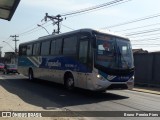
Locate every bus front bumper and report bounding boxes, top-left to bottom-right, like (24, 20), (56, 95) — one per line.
(93, 80), (134, 91)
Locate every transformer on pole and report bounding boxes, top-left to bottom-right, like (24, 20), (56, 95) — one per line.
(44, 13), (63, 34)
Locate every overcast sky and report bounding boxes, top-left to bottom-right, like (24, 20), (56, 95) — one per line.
(1, 0), (160, 55)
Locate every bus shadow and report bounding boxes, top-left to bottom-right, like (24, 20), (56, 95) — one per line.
(0, 78), (129, 110)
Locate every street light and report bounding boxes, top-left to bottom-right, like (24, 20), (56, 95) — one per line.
(37, 24), (50, 35)
(3, 41), (15, 51)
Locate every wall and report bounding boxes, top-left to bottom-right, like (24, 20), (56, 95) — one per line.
(134, 53), (160, 87)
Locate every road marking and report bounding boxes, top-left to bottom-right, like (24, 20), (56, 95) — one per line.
(132, 88), (160, 95)
(0, 77), (4, 79)
(0, 74), (27, 80)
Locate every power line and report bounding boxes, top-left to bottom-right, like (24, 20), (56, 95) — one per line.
(17, 19), (50, 36)
(16, 15), (60, 37)
(16, 20), (43, 34)
(132, 44), (160, 46)
(130, 32), (160, 38)
(18, 26), (40, 36)
(132, 45), (160, 47)
(61, 24), (75, 30)
(131, 37), (160, 42)
(17, 20), (51, 36)
(125, 27), (160, 36)
(19, 22), (54, 37)
(131, 38), (160, 45)
(19, 19), (63, 37)
(102, 13), (160, 29)
(18, 0), (128, 37)
(1, 37), (13, 50)
(61, 0), (129, 17)
(115, 22), (160, 32)
(2, 36), (11, 44)
(64, 0), (132, 18)
(3, 0), (132, 38)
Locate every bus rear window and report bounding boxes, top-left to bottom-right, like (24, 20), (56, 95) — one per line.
(19, 45), (27, 56)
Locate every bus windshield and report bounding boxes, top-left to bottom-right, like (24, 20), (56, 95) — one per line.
(116, 38), (134, 69)
(95, 34), (134, 71)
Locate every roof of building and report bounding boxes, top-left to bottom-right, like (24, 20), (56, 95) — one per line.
(133, 49), (148, 53)
(0, 0), (20, 21)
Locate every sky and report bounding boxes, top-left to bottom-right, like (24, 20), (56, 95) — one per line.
(1, 0), (160, 56)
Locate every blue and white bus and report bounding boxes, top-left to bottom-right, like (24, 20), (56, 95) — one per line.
(18, 29), (134, 91)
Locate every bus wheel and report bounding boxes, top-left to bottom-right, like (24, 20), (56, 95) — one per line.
(65, 76), (74, 90)
(28, 69), (34, 80)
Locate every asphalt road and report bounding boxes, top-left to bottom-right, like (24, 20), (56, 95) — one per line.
(0, 73), (160, 120)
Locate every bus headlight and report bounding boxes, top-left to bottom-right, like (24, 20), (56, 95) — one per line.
(130, 76), (134, 81)
(97, 74), (104, 80)
(97, 74), (100, 78)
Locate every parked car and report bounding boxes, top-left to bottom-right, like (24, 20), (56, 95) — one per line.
(3, 64), (18, 74)
(0, 63), (4, 71)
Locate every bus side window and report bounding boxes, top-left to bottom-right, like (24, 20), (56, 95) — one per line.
(27, 44), (33, 56)
(51, 39), (62, 55)
(51, 40), (56, 55)
(55, 39), (62, 55)
(41, 41), (50, 56)
(33, 43), (40, 56)
(63, 36), (77, 58)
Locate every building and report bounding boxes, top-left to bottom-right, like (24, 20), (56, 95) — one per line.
(133, 49), (148, 54)
(4, 52), (16, 64)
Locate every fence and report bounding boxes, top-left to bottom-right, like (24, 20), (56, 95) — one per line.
(134, 52), (160, 87)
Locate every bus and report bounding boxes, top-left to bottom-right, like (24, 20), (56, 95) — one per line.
(18, 29), (134, 91)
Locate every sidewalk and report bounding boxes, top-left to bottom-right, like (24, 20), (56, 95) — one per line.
(132, 86), (160, 95)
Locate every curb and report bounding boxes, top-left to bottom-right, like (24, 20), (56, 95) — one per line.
(132, 88), (160, 95)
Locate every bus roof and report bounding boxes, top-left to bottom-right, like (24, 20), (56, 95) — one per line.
(19, 28), (129, 46)
(92, 29), (129, 39)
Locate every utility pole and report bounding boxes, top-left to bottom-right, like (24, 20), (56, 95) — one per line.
(57, 14), (62, 34)
(44, 13), (63, 34)
(10, 35), (19, 54)
(0, 46), (2, 58)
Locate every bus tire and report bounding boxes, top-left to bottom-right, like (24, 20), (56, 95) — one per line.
(28, 69), (34, 80)
(64, 74), (74, 90)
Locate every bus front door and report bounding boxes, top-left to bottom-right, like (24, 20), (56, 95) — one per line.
(77, 39), (89, 89)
